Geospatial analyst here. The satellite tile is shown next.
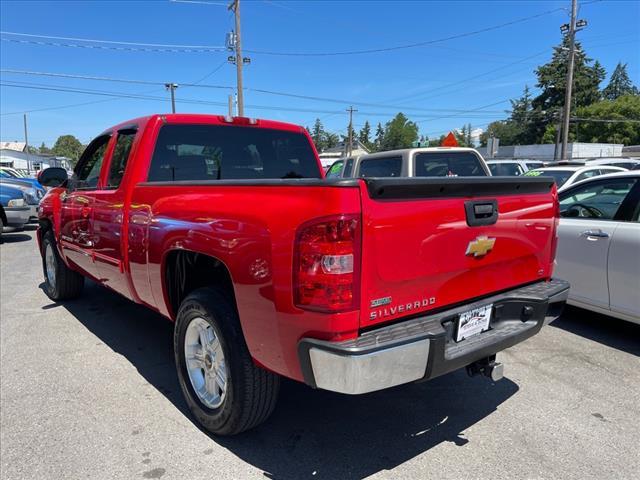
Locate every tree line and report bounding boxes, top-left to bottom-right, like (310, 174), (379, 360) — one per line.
(309, 37), (639, 153)
(30, 37), (640, 163)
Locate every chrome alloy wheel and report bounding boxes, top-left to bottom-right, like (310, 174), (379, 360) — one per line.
(184, 317), (228, 409)
(45, 243), (57, 290)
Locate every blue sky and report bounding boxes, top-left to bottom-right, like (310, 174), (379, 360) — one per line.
(0, 0), (638, 147)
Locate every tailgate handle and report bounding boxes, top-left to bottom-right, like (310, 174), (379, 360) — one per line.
(465, 200), (498, 226)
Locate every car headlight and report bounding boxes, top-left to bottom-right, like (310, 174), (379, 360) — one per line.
(7, 198), (25, 207)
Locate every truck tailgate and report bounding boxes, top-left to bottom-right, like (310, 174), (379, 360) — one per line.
(359, 177), (557, 328)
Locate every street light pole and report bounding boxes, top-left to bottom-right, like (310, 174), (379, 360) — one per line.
(560, 0), (578, 160)
(165, 83), (179, 113)
(229, 0), (244, 116)
(346, 106), (357, 157)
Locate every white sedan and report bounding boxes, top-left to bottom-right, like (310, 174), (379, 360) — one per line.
(526, 165), (626, 192)
(555, 171), (640, 324)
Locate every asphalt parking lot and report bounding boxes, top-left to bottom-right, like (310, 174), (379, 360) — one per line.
(1, 228), (639, 480)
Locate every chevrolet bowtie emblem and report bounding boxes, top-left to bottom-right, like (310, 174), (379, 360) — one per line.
(466, 236), (496, 257)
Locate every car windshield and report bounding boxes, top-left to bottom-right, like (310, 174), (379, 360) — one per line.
(526, 169), (574, 187)
(414, 152), (487, 177)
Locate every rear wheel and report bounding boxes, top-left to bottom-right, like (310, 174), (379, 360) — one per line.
(174, 287), (280, 435)
(41, 230), (84, 300)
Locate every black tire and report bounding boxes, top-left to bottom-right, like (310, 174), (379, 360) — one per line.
(41, 230), (84, 300)
(174, 287), (280, 435)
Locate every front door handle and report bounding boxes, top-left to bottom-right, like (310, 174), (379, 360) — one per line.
(581, 229), (609, 239)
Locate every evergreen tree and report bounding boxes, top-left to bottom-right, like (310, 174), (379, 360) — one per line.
(374, 122), (385, 151)
(310, 118), (327, 152)
(602, 62), (639, 100)
(358, 121), (372, 150)
(528, 38), (605, 143)
(381, 113), (419, 150)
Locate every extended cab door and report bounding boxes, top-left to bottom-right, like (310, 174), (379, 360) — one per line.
(91, 128), (138, 298)
(59, 134), (111, 279)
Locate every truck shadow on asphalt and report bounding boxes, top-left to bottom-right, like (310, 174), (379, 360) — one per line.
(45, 281), (520, 480)
(551, 306), (640, 356)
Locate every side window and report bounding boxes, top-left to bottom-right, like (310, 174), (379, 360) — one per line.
(574, 170), (600, 183)
(358, 156), (402, 177)
(73, 135), (111, 190)
(107, 129), (137, 188)
(326, 160), (344, 179)
(559, 178), (637, 220)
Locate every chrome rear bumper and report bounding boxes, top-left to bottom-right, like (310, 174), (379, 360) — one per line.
(298, 279), (569, 395)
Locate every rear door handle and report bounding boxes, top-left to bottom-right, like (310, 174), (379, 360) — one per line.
(581, 229), (609, 239)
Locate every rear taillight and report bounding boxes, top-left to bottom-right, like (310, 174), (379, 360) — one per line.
(294, 214), (361, 312)
(549, 195), (560, 275)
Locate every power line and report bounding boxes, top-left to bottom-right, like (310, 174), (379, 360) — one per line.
(243, 7), (565, 56)
(0, 7), (564, 58)
(0, 80), (508, 120)
(0, 31), (226, 52)
(0, 69), (510, 114)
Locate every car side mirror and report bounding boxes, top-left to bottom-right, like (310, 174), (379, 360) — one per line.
(38, 167), (68, 187)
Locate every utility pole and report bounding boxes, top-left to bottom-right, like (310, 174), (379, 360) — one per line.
(165, 83), (178, 113)
(560, 0), (587, 160)
(346, 106), (357, 157)
(228, 94), (234, 117)
(23, 113), (30, 172)
(228, 0), (250, 117)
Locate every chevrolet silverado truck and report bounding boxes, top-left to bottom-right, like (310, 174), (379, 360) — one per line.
(37, 114), (569, 435)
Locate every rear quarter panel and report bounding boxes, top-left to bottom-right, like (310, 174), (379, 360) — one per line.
(129, 183), (362, 381)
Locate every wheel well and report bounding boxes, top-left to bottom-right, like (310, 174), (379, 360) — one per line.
(0, 206), (7, 226)
(164, 250), (236, 317)
(38, 218), (53, 252)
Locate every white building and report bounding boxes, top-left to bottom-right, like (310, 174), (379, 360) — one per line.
(317, 139), (370, 169)
(476, 142), (624, 161)
(0, 148), (72, 173)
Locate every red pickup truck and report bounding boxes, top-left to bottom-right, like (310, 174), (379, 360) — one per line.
(37, 114), (569, 435)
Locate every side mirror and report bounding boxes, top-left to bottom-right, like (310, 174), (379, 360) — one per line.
(38, 167), (68, 187)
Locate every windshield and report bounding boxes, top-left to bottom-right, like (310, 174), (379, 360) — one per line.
(414, 152), (487, 177)
(526, 169), (574, 187)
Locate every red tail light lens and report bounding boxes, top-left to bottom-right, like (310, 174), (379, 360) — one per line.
(549, 194), (560, 275)
(294, 214), (361, 312)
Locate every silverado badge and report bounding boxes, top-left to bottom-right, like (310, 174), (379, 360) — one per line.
(465, 236), (496, 257)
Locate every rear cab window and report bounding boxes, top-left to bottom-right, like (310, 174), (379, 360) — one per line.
(414, 151), (487, 177)
(358, 156), (402, 177)
(488, 163), (523, 176)
(147, 124), (321, 181)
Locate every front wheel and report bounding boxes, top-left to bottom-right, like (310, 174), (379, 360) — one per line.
(174, 287), (280, 435)
(41, 230), (84, 300)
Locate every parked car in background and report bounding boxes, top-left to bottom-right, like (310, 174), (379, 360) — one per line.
(325, 156), (358, 179)
(486, 159), (545, 176)
(585, 157), (640, 170)
(555, 171), (640, 324)
(0, 183), (30, 235)
(36, 113), (567, 435)
(0, 176), (45, 221)
(525, 165), (627, 192)
(340, 147), (490, 178)
(0, 166), (27, 178)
